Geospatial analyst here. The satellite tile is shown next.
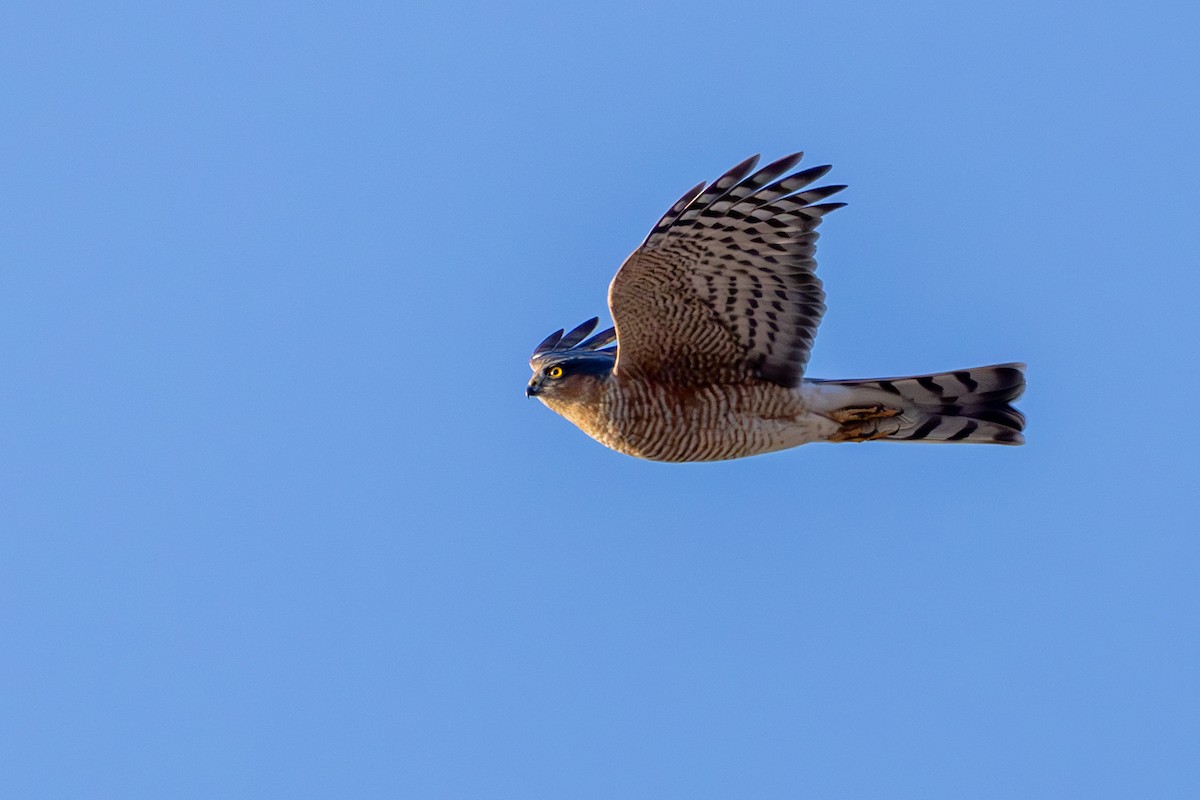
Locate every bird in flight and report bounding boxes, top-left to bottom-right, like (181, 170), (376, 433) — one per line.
(526, 153), (1025, 462)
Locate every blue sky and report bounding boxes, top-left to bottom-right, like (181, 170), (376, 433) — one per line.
(3, 2), (1198, 797)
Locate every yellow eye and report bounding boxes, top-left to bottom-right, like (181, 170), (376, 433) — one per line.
(547, 366), (564, 379)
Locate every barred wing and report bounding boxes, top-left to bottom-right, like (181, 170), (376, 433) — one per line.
(607, 153), (845, 387)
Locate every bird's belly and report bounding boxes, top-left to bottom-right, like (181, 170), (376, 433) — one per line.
(597, 383), (827, 462)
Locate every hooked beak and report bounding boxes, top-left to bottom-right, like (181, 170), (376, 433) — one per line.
(525, 380), (540, 398)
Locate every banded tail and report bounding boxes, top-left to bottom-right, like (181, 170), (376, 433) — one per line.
(808, 363), (1026, 445)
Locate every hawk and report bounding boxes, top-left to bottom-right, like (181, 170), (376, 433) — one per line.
(526, 153), (1025, 462)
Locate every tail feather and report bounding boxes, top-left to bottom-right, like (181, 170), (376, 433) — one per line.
(808, 363), (1027, 445)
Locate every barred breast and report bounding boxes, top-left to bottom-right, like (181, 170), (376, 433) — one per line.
(593, 378), (834, 462)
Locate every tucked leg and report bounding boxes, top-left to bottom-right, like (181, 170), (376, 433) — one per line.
(829, 404), (900, 423)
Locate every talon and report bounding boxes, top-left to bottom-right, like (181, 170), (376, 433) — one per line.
(830, 424), (894, 443)
(830, 404), (900, 423)
(829, 405), (904, 442)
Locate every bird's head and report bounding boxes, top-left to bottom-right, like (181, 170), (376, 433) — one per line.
(526, 317), (616, 405)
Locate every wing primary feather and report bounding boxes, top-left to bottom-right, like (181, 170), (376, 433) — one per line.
(754, 152), (805, 183)
(806, 202), (848, 215)
(673, 155), (762, 228)
(705, 152), (806, 215)
(579, 327), (617, 350)
(556, 317), (600, 349)
(791, 185), (848, 204)
(730, 164), (835, 215)
(707, 154), (761, 195)
(532, 329), (564, 356)
(643, 182), (707, 247)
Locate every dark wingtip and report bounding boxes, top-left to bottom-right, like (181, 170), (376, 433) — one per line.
(731, 153), (762, 174)
(531, 318), (618, 360)
(556, 317), (600, 350)
(812, 184), (849, 198)
(532, 328), (564, 357)
(760, 152), (805, 176)
(579, 326), (617, 350)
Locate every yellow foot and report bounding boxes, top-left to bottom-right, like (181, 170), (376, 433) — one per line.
(829, 404), (904, 442)
(830, 424), (896, 443)
(830, 404), (901, 423)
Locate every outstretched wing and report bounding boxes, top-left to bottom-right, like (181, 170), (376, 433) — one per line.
(607, 153), (845, 387)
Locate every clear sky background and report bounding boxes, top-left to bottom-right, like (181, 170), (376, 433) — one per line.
(3, 2), (1198, 798)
